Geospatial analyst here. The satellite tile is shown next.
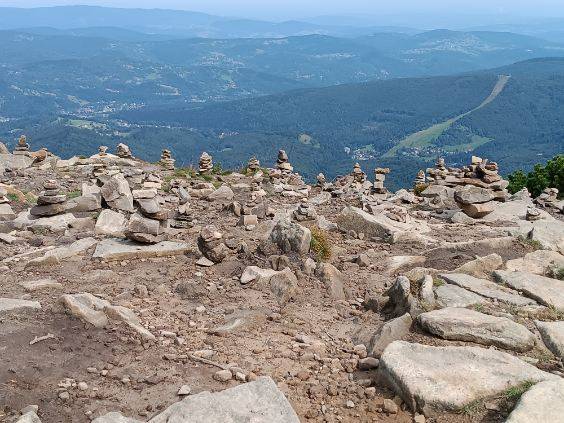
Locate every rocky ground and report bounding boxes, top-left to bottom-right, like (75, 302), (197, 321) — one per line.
(0, 147), (563, 423)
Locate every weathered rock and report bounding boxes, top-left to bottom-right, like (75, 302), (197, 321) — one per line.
(207, 185), (234, 202)
(95, 209), (127, 237)
(383, 276), (421, 318)
(418, 307), (535, 351)
(101, 174), (134, 212)
(369, 313), (412, 357)
(459, 201), (495, 218)
(240, 266), (279, 285)
(269, 268), (298, 306)
(60, 293), (110, 328)
(494, 270), (564, 312)
(0, 203), (16, 221)
(148, 377), (300, 423)
(506, 250), (564, 276)
(198, 225), (229, 263)
(16, 411), (42, 423)
(20, 279), (62, 292)
(92, 412), (141, 423)
(105, 305), (155, 341)
(315, 263), (346, 299)
(454, 186), (494, 205)
(25, 237), (97, 268)
(269, 218), (311, 255)
(378, 341), (557, 416)
(440, 273), (534, 306)
(419, 275), (436, 308)
(435, 284), (486, 308)
(92, 239), (190, 261)
(0, 298), (41, 313)
(505, 379), (564, 423)
(452, 254), (503, 278)
(535, 320), (564, 359)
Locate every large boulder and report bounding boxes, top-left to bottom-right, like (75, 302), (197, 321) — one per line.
(452, 253), (503, 278)
(505, 379), (564, 423)
(269, 218), (311, 255)
(378, 341), (557, 416)
(147, 377), (299, 423)
(506, 250), (564, 276)
(95, 209), (127, 237)
(418, 307), (535, 351)
(494, 270), (564, 312)
(207, 185), (234, 202)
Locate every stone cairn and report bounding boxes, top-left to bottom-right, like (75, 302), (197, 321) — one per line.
(316, 173), (326, 187)
(198, 225), (229, 263)
(276, 150), (293, 175)
(13, 135), (30, 155)
(293, 201), (317, 222)
(535, 188), (559, 209)
(247, 156), (261, 174)
(199, 152), (213, 174)
(98, 146), (109, 157)
(30, 180), (67, 217)
(373, 168), (390, 194)
(426, 157), (449, 183)
(160, 149), (175, 171)
(351, 163), (366, 183)
(126, 190), (169, 244)
(414, 170), (426, 187)
(116, 143), (133, 159)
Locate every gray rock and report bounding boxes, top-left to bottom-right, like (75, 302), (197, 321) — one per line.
(378, 341), (557, 416)
(535, 320), (564, 359)
(494, 270), (564, 312)
(207, 185), (234, 202)
(505, 379), (564, 423)
(269, 218), (311, 255)
(315, 263), (346, 300)
(419, 275), (436, 308)
(20, 279), (62, 292)
(68, 194), (101, 212)
(16, 411), (41, 423)
(435, 284), (486, 308)
(0, 298), (41, 313)
(240, 266), (279, 285)
(101, 174), (134, 212)
(25, 237), (97, 268)
(506, 250), (564, 276)
(454, 186), (494, 205)
(92, 412), (141, 423)
(92, 239), (191, 261)
(369, 313), (412, 357)
(418, 307), (535, 351)
(384, 276), (421, 318)
(95, 209), (127, 237)
(148, 376), (300, 423)
(60, 293), (110, 328)
(104, 305), (155, 341)
(269, 268), (298, 306)
(452, 254), (503, 279)
(0, 203), (16, 221)
(440, 273), (535, 306)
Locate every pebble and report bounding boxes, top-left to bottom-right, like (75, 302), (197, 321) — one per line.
(58, 391), (70, 401)
(346, 400), (355, 408)
(195, 305), (206, 313)
(358, 357), (379, 370)
(213, 369), (232, 382)
(77, 382), (88, 391)
(20, 405), (39, 414)
(383, 399), (398, 414)
(414, 415), (426, 423)
(177, 385), (191, 396)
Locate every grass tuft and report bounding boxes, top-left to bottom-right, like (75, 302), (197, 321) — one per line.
(310, 227), (331, 262)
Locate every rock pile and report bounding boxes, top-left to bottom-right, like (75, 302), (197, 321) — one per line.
(373, 167), (390, 194)
(199, 152), (214, 174)
(116, 143), (133, 159)
(160, 149), (175, 171)
(198, 225), (229, 263)
(414, 170), (426, 188)
(352, 163), (366, 183)
(247, 156), (261, 173)
(13, 135), (30, 155)
(125, 189), (169, 243)
(293, 201), (317, 222)
(454, 186), (495, 218)
(276, 150), (293, 174)
(0, 186), (15, 221)
(536, 188), (560, 209)
(30, 180), (67, 217)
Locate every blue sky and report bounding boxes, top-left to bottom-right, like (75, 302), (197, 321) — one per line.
(1, 0), (564, 20)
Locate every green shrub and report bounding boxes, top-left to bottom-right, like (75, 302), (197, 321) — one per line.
(507, 154), (564, 197)
(310, 228), (331, 262)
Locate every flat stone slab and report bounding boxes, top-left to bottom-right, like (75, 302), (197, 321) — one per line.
(505, 379), (564, 423)
(440, 273), (535, 306)
(149, 376), (299, 423)
(20, 278), (63, 292)
(418, 307), (535, 351)
(535, 320), (564, 359)
(494, 270), (564, 312)
(435, 284), (486, 308)
(378, 341), (557, 416)
(506, 250), (564, 275)
(93, 239), (191, 261)
(0, 298), (41, 313)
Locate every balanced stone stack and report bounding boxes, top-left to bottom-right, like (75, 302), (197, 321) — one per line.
(116, 143), (133, 159)
(199, 152), (213, 174)
(316, 173), (326, 187)
(535, 188), (559, 209)
(293, 201), (317, 222)
(454, 186), (495, 218)
(238, 202), (259, 227)
(373, 168), (390, 194)
(160, 149), (175, 171)
(426, 157), (449, 183)
(126, 190), (169, 243)
(0, 187), (15, 221)
(198, 225), (229, 263)
(276, 150), (293, 175)
(414, 170), (426, 187)
(30, 180), (67, 217)
(247, 156), (261, 173)
(99, 146), (109, 157)
(352, 163), (366, 183)
(13, 135), (30, 155)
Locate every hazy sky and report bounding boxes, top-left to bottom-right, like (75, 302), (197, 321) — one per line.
(1, 0), (564, 20)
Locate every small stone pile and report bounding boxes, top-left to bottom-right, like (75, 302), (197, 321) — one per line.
(426, 157), (449, 183)
(351, 163), (366, 183)
(30, 180), (67, 217)
(13, 135), (30, 155)
(98, 146), (109, 157)
(276, 150), (293, 174)
(199, 152), (213, 174)
(116, 143), (133, 159)
(126, 190), (168, 244)
(316, 173), (326, 186)
(373, 168), (390, 194)
(160, 149), (175, 171)
(293, 201), (317, 222)
(414, 170), (426, 187)
(0, 187), (15, 221)
(247, 156), (261, 173)
(198, 225), (229, 263)
(535, 188), (559, 209)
